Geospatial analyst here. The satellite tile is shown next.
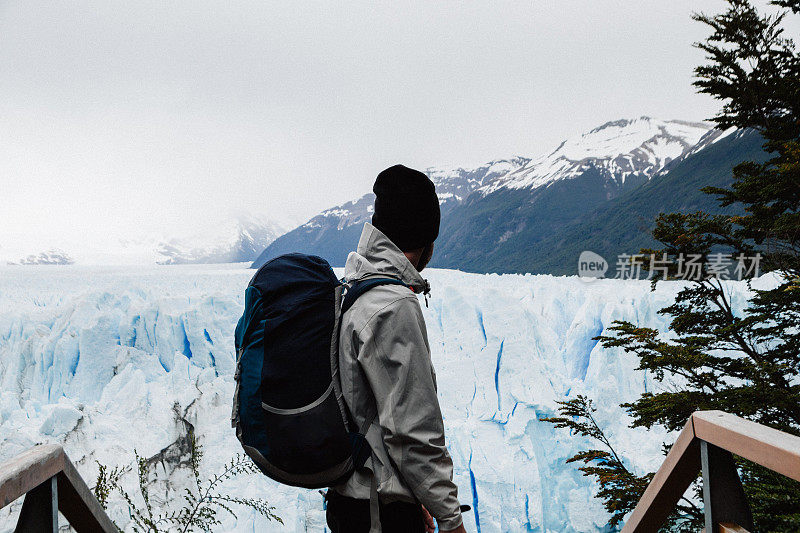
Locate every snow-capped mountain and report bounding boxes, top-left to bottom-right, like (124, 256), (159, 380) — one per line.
(9, 249), (76, 266)
(432, 117), (716, 271)
(253, 117), (714, 270)
(1, 214), (289, 266)
(480, 117), (711, 193)
(155, 214), (288, 265)
(251, 157), (530, 268)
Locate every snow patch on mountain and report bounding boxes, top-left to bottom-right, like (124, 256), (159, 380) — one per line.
(677, 126), (740, 161)
(426, 156), (531, 203)
(558, 118), (708, 161)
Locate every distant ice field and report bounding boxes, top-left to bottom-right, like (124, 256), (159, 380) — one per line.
(0, 264), (766, 532)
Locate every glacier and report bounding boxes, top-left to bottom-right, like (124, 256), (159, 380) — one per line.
(0, 264), (764, 532)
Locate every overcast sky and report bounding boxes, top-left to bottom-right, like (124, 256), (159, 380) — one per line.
(1, 0), (738, 245)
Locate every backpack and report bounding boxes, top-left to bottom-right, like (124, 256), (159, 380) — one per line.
(231, 253), (408, 489)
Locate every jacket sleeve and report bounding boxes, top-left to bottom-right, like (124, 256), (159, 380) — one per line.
(356, 295), (463, 531)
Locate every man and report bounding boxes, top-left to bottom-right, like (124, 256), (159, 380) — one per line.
(327, 165), (466, 533)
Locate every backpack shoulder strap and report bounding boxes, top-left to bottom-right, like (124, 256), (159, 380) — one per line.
(341, 278), (409, 314)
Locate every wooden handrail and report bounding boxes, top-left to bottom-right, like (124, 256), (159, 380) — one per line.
(622, 410), (800, 533)
(0, 445), (64, 508)
(0, 444), (117, 532)
(693, 411), (800, 481)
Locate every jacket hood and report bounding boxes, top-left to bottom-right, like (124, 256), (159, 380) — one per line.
(344, 223), (430, 294)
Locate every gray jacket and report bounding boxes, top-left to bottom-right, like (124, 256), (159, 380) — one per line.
(334, 223), (463, 531)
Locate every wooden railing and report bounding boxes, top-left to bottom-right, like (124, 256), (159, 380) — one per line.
(0, 444), (116, 532)
(622, 410), (800, 533)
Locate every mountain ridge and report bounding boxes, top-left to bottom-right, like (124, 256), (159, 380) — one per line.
(253, 117), (715, 270)
(251, 156), (532, 269)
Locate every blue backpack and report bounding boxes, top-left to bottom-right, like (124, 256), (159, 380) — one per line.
(231, 253), (407, 488)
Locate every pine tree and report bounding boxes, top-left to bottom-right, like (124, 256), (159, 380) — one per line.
(544, 0), (800, 530)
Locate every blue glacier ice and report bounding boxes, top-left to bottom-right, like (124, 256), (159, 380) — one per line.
(0, 264), (767, 532)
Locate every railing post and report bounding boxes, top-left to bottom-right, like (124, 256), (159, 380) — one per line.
(14, 475), (58, 533)
(701, 440), (754, 532)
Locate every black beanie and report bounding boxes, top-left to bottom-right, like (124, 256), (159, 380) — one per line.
(371, 164), (440, 252)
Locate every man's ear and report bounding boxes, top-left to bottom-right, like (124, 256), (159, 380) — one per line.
(416, 242), (434, 272)
(403, 247), (425, 269)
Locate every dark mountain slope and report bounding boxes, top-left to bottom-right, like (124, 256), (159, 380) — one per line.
(431, 165), (649, 271)
(504, 130), (767, 275)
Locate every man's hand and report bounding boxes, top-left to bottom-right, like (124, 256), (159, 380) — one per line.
(421, 507), (467, 533)
(421, 506), (435, 533)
